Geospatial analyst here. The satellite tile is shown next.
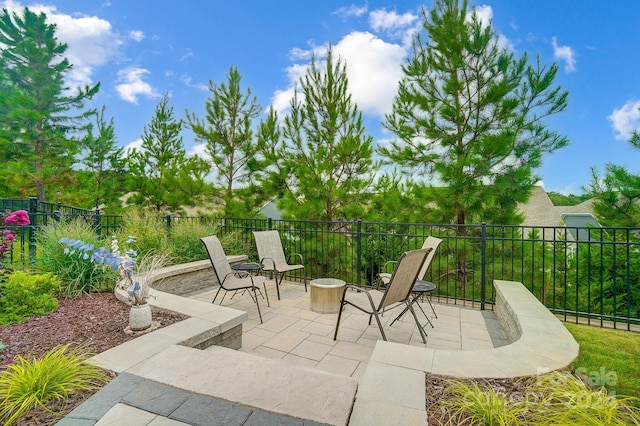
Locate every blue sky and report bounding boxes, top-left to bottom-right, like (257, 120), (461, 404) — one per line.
(3, 0), (640, 195)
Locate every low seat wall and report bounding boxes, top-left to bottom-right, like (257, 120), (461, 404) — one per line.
(350, 280), (580, 425)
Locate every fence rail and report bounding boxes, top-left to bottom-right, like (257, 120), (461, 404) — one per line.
(2, 199), (639, 330)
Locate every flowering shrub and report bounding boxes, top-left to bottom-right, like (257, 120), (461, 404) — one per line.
(58, 235), (166, 305)
(0, 210), (30, 265)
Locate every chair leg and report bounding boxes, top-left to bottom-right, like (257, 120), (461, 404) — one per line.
(252, 286), (263, 324)
(407, 302), (427, 344)
(333, 296), (347, 340)
(372, 312), (387, 341)
(263, 283), (270, 307)
(303, 269), (307, 292)
(212, 287), (223, 304)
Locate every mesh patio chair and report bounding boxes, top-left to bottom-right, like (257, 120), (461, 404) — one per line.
(201, 235), (270, 323)
(333, 248), (431, 344)
(253, 230), (306, 300)
(378, 236), (442, 326)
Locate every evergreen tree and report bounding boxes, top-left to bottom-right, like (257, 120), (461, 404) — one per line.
(79, 106), (127, 212)
(0, 7), (99, 201)
(128, 94), (209, 213)
(587, 109), (640, 228)
(261, 45), (378, 221)
(185, 66), (261, 217)
(382, 0), (568, 227)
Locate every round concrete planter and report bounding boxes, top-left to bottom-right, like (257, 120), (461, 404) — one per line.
(129, 303), (152, 331)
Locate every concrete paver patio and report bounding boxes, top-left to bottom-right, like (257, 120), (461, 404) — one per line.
(186, 279), (508, 380)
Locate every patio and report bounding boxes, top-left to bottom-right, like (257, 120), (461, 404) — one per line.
(186, 279), (509, 380)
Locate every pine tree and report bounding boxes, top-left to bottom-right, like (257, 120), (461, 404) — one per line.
(128, 94), (208, 213)
(185, 66), (261, 217)
(271, 45), (378, 221)
(382, 0), (568, 227)
(0, 7), (99, 201)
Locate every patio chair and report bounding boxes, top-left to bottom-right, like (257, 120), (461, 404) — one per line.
(333, 248), (431, 344)
(253, 230), (306, 300)
(200, 235), (270, 323)
(378, 236), (442, 326)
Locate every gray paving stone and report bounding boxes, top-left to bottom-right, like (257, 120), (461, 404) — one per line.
(54, 418), (96, 426)
(122, 379), (191, 416)
(169, 393), (252, 426)
(64, 373), (143, 420)
(244, 410), (303, 425)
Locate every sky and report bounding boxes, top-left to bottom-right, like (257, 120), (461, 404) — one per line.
(2, 0), (640, 196)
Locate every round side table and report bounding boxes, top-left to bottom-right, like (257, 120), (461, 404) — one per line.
(309, 278), (346, 314)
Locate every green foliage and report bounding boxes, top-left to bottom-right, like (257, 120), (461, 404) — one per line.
(436, 379), (525, 425)
(566, 322), (640, 403)
(547, 191), (591, 206)
(0, 7), (99, 202)
(257, 45), (378, 221)
(168, 220), (221, 263)
(114, 208), (170, 257)
(128, 94), (210, 213)
(587, 164), (640, 227)
(0, 344), (108, 425)
(186, 66), (262, 217)
(77, 106), (128, 212)
(436, 371), (640, 425)
(531, 372), (640, 425)
(0, 271), (60, 325)
(36, 219), (116, 295)
(382, 0), (568, 226)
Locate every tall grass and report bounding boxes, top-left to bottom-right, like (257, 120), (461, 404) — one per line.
(36, 220), (116, 295)
(0, 345), (108, 425)
(113, 209), (170, 257)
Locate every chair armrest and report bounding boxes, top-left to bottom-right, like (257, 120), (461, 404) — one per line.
(381, 260), (397, 274)
(222, 271), (248, 284)
(287, 253), (304, 265)
(260, 257), (276, 269)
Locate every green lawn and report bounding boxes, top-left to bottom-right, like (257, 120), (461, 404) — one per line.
(565, 322), (640, 400)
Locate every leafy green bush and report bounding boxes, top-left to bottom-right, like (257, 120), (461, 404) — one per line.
(0, 344), (108, 425)
(0, 272), (60, 325)
(36, 220), (116, 295)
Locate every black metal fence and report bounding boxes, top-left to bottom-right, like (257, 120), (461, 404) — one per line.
(2, 199), (639, 330)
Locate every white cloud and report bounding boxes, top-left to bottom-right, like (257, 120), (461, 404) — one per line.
(181, 74), (208, 92)
(2, 0), (122, 89)
(369, 8), (419, 45)
(124, 138), (143, 154)
(334, 31), (407, 116)
(470, 5), (493, 27)
(129, 30), (144, 42)
(333, 4), (368, 19)
(272, 8), (416, 119)
(608, 100), (640, 140)
(552, 36), (576, 73)
(189, 143), (212, 162)
(115, 67), (160, 104)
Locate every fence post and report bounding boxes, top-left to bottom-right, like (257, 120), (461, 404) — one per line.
(268, 217), (272, 230)
(480, 222), (487, 310)
(166, 215), (172, 235)
(94, 209), (102, 237)
(27, 197), (38, 263)
(356, 219), (362, 287)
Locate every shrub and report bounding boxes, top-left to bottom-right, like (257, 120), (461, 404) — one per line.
(0, 344), (108, 425)
(0, 272), (60, 325)
(167, 220), (219, 263)
(115, 209), (169, 257)
(36, 220), (116, 295)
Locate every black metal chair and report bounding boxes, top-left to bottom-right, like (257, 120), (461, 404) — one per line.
(334, 248), (431, 344)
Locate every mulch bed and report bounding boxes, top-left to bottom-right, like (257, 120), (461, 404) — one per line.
(0, 292), (189, 425)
